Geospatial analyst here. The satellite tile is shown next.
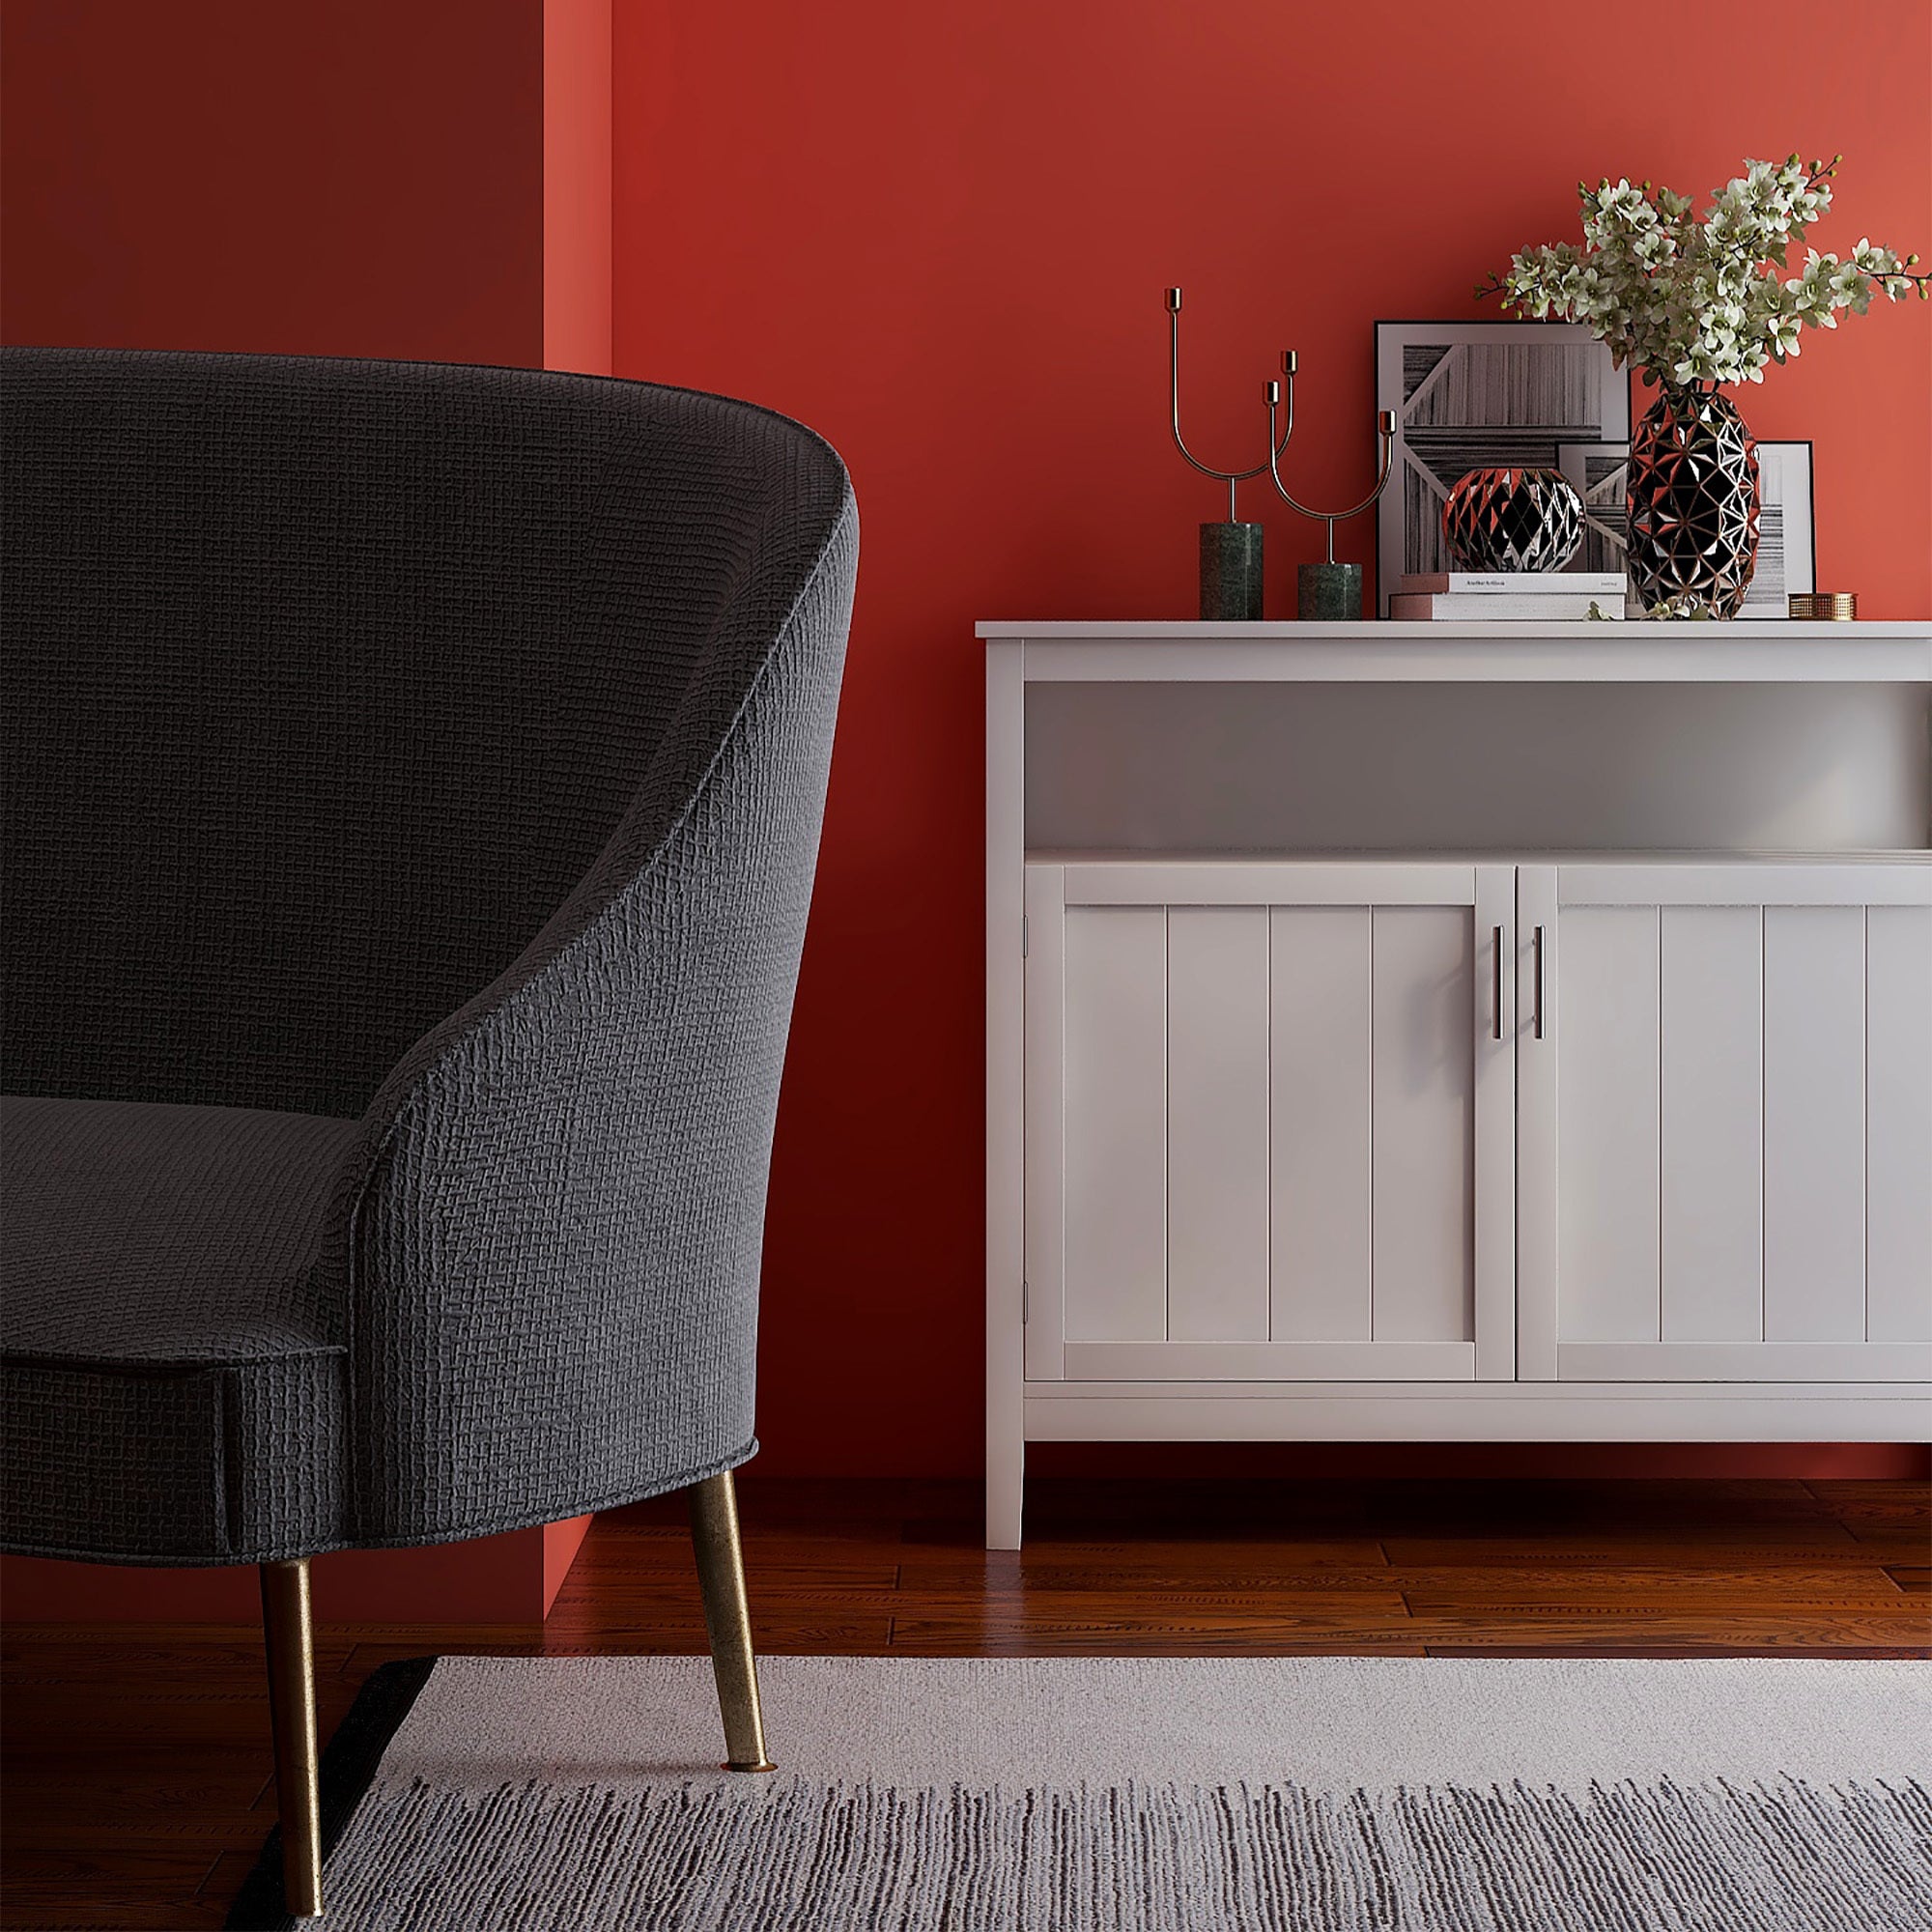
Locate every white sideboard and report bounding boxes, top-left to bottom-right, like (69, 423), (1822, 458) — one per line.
(984, 622), (1932, 1548)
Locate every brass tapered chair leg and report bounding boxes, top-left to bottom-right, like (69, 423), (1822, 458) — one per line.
(261, 1558), (324, 1917)
(687, 1470), (776, 1773)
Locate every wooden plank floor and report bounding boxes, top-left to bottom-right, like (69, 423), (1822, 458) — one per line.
(4, 1476), (1926, 1928)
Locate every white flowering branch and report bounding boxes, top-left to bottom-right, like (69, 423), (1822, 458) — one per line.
(1476, 156), (1930, 390)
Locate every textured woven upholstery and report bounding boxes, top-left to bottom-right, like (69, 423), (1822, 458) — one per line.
(1, 1096), (356, 1561)
(1, 348), (856, 1564)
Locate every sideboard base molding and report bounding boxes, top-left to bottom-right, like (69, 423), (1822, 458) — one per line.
(987, 1382), (1930, 1548)
(1021, 1384), (1932, 1442)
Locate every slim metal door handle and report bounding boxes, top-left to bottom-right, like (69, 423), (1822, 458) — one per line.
(1532, 923), (1546, 1040)
(1492, 924), (1504, 1040)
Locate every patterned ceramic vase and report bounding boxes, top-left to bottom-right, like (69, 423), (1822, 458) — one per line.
(1625, 386), (1761, 617)
(1441, 467), (1584, 574)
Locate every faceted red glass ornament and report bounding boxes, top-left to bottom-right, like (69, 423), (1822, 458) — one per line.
(1441, 467), (1584, 575)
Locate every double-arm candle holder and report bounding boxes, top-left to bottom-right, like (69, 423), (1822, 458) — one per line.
(1165, 287), (1396, 621)
(1166, 287), (1290, 622)
(1266, 361), (1396, 620)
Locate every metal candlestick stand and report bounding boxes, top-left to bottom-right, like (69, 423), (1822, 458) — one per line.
(1265, 356), (1397, 620)
(1167, 288), (1292, 621)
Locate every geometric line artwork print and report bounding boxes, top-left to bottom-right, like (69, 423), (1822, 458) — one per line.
(1555, 440), (1634, 582)
(1738, 441), (1816, 616)
(1376, 322), (1630, 614)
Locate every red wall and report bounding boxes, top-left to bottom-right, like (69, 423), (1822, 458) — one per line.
(545, 0), (612, 373)
(612, 0), (1932, 1478)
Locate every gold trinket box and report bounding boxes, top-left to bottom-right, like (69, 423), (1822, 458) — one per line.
(1789, 591), (1859, 620)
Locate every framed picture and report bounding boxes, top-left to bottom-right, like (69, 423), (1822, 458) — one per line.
(1552, 440), (1631, 582)
(1556, 437), (1815, 616)
(1740, 441), (1816, 616)
(1375, 320), (1630, 616)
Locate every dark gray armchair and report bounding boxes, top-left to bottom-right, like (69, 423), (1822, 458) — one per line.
(1, 347), (857, 1917)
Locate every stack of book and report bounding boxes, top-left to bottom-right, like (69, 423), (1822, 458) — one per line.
(1389, 571), (1627, 620)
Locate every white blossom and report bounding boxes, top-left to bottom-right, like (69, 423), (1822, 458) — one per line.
(1481, 157), (1927, 389)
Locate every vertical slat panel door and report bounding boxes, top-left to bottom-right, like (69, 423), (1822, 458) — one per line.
(1517, 861), (1932, 1383)
(1024, 860), (1513, 1383)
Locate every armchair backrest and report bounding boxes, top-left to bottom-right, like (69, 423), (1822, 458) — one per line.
(2, 349), (852, 1123)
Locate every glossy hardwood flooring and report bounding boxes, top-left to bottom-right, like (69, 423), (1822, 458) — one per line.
(4, 1476), (1926, 1928)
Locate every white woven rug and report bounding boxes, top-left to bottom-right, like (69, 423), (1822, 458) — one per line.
(230, 1655), (1932, 1930)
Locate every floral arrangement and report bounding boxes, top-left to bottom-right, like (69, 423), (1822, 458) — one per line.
(1477, 156), (1928, 389)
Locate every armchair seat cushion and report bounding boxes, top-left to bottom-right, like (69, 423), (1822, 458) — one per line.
(1, 1096), (361, 1564)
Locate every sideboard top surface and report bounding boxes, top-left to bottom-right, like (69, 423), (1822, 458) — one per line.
(979, 620), (1932, 684)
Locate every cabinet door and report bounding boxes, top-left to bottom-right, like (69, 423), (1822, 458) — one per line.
(1024, 861), (1515, 1381)
(1518, 862), (1932, 1382)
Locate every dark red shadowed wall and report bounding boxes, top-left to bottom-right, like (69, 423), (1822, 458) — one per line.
(612, 0), (1931, 1482)
(1, 0), (545, 360)
(1, 0), (610, 1619)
